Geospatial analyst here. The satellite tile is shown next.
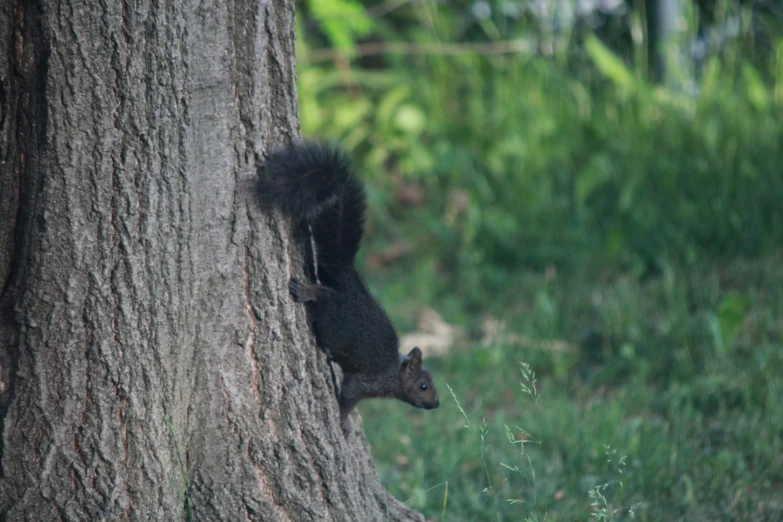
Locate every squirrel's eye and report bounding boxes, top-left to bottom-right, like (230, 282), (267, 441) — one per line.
(419, 383), (428, 391)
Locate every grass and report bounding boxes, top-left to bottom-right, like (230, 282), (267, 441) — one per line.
(360, 257), (783, 521)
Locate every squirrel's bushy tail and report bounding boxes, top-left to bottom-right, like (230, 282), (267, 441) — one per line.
(259, 142), (366, 272)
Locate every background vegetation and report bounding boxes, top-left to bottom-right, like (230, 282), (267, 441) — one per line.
(296, 1), (783, 520)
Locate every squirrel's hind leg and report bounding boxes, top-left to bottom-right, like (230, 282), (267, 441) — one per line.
(289, 278), (335, 302)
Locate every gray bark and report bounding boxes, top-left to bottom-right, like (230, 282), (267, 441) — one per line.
(0, 1), (423, 520)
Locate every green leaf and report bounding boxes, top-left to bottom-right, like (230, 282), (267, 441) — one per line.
(698, 58), (722, 104)
(584, 35), (636, 91)
(333, 98), (371, 132)
(742, 63), (770, 112)
(377, 85), (412, 127)
(394, 104), (426, 135)
(308, 0), (374, 52)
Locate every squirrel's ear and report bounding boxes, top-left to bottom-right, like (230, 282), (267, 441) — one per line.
(407, 347), (422, 369)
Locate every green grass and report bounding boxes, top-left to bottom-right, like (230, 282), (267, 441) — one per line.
(360, 259), (783, 521)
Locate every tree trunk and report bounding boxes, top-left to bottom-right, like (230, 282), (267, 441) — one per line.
(0, 1), (423, 520)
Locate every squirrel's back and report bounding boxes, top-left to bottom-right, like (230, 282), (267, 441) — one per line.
(258, 143), (366, 274)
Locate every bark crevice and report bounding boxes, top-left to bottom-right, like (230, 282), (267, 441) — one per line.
(0, 0), (50, 492)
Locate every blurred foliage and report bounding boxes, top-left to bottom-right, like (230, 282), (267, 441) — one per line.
(296, 0), (783, 291)
(294, 1), (783, 519)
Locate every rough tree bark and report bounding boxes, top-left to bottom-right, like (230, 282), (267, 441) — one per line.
(0, 1), (424, 520)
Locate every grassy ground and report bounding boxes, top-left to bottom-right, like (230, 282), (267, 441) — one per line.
(360, 258), (783, 521)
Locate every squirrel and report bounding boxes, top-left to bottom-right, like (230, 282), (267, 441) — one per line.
(257, 142), (439, 435)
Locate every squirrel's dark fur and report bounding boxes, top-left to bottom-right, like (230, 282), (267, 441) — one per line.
(258, 142), (439, 435)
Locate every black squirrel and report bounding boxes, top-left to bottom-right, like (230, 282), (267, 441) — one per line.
(258, 142), (439, 435)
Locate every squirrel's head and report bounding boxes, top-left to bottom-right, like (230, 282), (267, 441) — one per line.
(398, 347), (439, 410)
